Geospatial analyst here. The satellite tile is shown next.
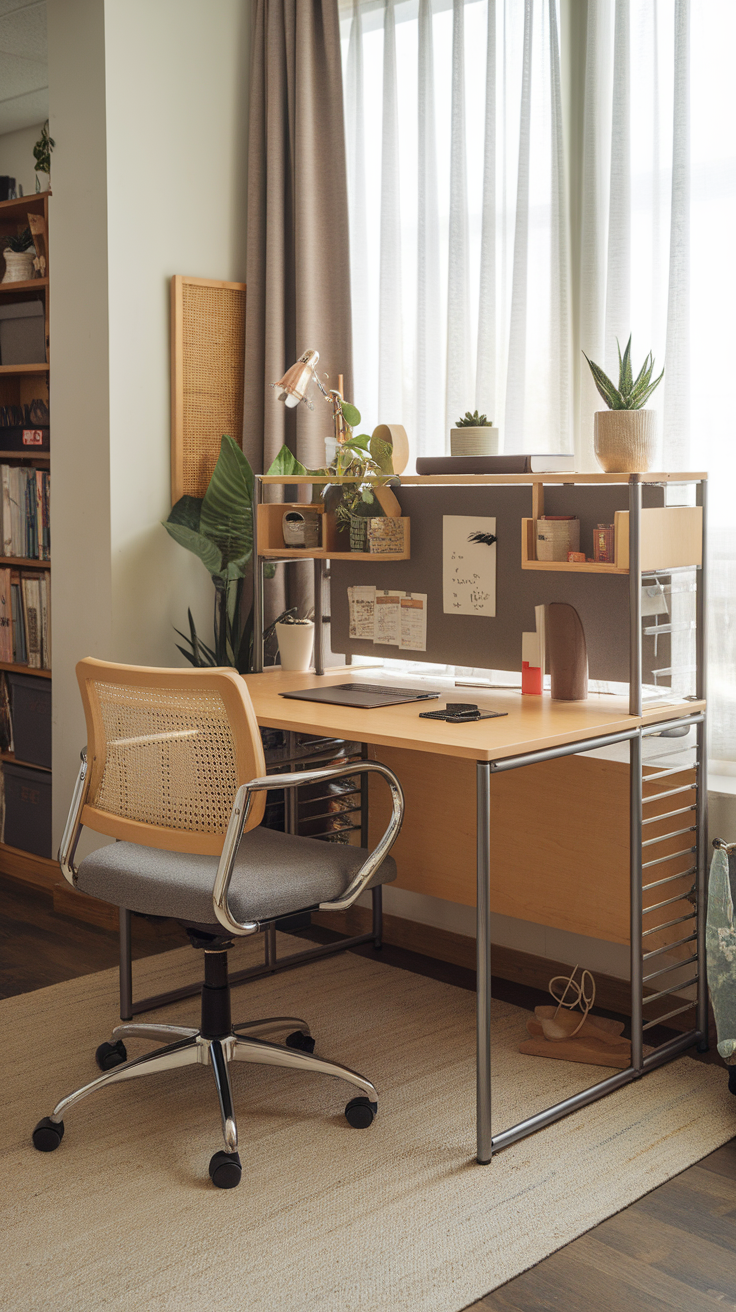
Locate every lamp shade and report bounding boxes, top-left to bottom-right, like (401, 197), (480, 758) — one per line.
(273, 349), (320, 408)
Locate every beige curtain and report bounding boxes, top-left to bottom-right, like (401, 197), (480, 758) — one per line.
(243, 0), (353, 476)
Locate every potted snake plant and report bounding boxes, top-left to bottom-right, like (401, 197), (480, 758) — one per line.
(583, 336), (664, 473)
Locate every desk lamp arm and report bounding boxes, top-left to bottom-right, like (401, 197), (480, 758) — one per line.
(212, 760), (405, 936)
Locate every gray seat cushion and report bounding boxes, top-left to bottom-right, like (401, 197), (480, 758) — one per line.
(76, 826), (397, 926)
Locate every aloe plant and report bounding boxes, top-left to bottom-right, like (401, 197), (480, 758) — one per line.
(583, 336), (664, 410)
(164, 435), (304, 671)
(5, 227), (33, 253)
(456, 410), (491, 427)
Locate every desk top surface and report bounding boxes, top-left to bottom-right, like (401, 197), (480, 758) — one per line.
(243, 667), (704, 763)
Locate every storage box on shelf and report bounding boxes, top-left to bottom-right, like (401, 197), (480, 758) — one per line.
(0, 191), (52, 886)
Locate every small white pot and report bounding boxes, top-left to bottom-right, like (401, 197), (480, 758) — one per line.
(450, 426), (500, 457)
(2, 249), (35, 283)
(594, 409), (657, 473)
(276, 620), (314, 672)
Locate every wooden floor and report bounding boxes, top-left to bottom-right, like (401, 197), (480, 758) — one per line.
(3, 874), (735, 1311)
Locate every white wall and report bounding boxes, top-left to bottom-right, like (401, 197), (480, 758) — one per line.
(0, 123), (46, 196)
(47, 0), (252, 843)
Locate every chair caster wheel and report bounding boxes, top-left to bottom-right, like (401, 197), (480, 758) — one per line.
(345, 1096), (377, 1128)
(95, 1039), (127, 1071)
(32, 1117), (64, 1152)
(286, 1030), (315, 1053)
(209, 1150), (242, 1189)
(728, 1066), (736, 1096)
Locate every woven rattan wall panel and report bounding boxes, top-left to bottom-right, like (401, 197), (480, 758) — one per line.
(170, 275), (247, 503)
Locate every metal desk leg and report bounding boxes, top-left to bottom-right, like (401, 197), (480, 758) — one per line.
(119, 908), (133, 1021)
(630, 731), (644, 1072)
(476, 762), (492, 1164)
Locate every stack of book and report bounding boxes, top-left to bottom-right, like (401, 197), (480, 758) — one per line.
(0, 568), (50, 669)
(0, 465), (50, 560)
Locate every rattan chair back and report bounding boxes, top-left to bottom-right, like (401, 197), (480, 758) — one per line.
(76, 659), (266, 855)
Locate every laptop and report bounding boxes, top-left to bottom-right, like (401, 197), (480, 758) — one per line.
(280, 682), (441, 709)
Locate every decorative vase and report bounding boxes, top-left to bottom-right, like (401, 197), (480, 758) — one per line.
(349, 515), (368, 552)
(2, 249), (34, 283)
(450, 426), (500, 458)
(275, 620), (314, 672)
(594, 410), (657, 473)
(547, 603), (588, 701)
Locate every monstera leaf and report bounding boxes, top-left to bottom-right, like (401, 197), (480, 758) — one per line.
(199, 435), (254, 567)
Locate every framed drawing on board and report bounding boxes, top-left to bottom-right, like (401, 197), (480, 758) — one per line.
(170, 274), (247, 504)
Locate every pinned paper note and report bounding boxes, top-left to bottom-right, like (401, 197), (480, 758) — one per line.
(399, 593), (427, 651)
(348, 585), (376, 639)
(374, 590), (401, 645)
(442, 516), (497, 617)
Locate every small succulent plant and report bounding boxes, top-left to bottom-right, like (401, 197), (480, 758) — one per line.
(456, 410), (492, 428)
(4, 227), (33, 253)
(583, 336), (664, 410)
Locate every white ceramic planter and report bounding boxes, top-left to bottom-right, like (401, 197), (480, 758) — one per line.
(450, 426), (500, 457)
(276, 620), (314, 672)
(594, 409), (657, 473)
(2, 249), (34, 283)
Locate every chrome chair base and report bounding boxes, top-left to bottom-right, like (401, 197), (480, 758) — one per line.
(35, 1017), (378, 1183)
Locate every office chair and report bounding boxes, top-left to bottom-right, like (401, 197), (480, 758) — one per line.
(32, 659), (403, 1189)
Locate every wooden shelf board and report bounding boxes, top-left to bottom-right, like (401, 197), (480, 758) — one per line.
(260, 471), (708, 486)
(0, 660), (50, 677)
(0, 750), (50, 772)
(0, 451), (49, 461)
(260, 547), (410, 561)
(0, 363), (49, 374)
(0, 192), (50, 217)
(0, 557), (50, 568)
(0, 277), (47, 293)
(522, 559), (627, 575)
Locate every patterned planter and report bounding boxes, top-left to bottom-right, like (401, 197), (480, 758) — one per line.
(349, 515), (368, 552)
(594, 409), (657, 473)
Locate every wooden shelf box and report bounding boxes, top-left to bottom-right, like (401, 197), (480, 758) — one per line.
(521, 505), (703, 574)
(257, 502), (410, 561)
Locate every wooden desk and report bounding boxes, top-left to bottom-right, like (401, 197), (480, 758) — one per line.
(244, 667), (708, 1164)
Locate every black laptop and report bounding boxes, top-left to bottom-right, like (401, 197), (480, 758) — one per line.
(280, 682), (440, 709)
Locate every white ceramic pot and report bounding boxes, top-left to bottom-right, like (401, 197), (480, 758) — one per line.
(2, 249), (34, 283)
(594, 410), (657, 473)
(276, 620), (314, 672)
(450, 426), (500, 457)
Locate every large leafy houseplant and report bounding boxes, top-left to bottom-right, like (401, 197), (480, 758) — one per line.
(164, 436), (305, 672)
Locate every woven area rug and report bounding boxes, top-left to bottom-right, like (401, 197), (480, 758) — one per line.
(2, 933), (734, 1312)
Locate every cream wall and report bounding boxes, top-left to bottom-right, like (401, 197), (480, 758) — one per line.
(0, 123), (46, 196)
(47, 0), (252, 844)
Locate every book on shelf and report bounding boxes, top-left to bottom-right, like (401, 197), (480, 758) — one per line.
(10, 573), (26, 665)
(414, 453), (576, 475)
(0, 464), (50, 560)
(0, 569), (11, 662)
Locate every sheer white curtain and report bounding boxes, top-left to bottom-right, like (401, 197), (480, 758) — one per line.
(341, 0), (572, 457)
(579, 0), (736, 759)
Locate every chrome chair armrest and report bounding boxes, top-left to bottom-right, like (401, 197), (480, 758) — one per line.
(58, 750), (89, 888)
(212, 760), (404, 936)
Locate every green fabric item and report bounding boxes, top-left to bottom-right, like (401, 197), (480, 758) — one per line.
(706, 847), (736, 1064)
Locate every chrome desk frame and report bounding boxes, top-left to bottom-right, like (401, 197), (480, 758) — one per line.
(475, 711), (706, 1164)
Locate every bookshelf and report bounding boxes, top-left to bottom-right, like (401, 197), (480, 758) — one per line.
(0, 189), (53, 886)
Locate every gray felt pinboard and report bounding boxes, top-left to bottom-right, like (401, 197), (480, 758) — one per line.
(329, 483), (668, 683)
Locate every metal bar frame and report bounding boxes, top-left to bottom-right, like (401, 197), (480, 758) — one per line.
(476, 709), (706, 1164)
